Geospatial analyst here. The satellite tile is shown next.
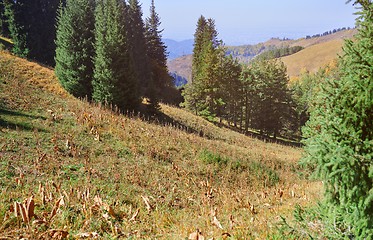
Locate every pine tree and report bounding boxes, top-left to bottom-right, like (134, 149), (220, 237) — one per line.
(182, 16), (206, 114)
(93, 0), (139, 111)
(192, 15), (207, 83)
(303, 0), (372, 238)
(145, 0), (172, 108)
(10, 0), (60, 65)
(2, 0), (28, 57)
(240, 66), (258, 132)
(263, 59), (291, 139)
(219, 54), (242, 125)
(198, 40), (220, 120)
(55, 0), (95, 99)
(183, 16), (221, 118)
(127, 0), (151, 99)
(243, 59), (290, 138)
(0, 0), (61, 64)
(0, 0), (10, 37)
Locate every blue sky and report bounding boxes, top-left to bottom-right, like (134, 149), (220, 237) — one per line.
(140, 0), (357, 45)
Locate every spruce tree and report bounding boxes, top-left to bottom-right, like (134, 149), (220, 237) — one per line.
(303, 0), (372, 238)
(2, 0), (28, 57)
(191, 15), (207, 83)
(10, 0), (60, 65)
(127, 0), (151, 98)
(240, 66), (258, 132)
(198, 39), (220, 120)
(0, 0), (10, 38)
(241, 59), (290, 138)
(182, 16), (207, 114)
(145, 0), (172, 108)
(93, 0), (139, 110)
(219, 55), (242, 125)
(183, 16), (221, 118)
(55, 0), (95, 99)
(261, 59), (290, 139)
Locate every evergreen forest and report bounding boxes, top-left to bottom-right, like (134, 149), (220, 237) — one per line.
(0, 0), (179, 111)
(182, 16), (300, 140)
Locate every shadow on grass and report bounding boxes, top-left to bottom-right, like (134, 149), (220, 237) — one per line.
(0, 108), (48, 132)
(124, 106), (201, 136)
(244, 131), (303, 148)
(88, 101), (301, 146)
(216, 121), (303, 147)
(0, 108), (47, 120)
(117, 104), (302, 146)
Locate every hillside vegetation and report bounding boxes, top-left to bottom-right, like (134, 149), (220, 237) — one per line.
(0, 51), (322, 239)
(167, 29), (357, 82)
(282, 39), (344, 78)
(167, 54), (193, 84)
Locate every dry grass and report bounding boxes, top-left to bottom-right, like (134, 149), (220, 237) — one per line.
(0, 51), (322, 239)
(288, 29), (356, 48)
(281, 39), (345, 78)
(167, 29), (357, 82)
(167, 54), (193, 82)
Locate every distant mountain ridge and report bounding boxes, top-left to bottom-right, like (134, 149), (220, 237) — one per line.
(168, 29), (357, 82)
(163, 38), (193, 60)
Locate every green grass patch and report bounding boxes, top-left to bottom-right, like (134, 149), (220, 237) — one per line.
(199, 149), (229, 166)
(249, 161), (280, 187)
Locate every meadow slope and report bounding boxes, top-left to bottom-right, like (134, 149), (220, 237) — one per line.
(168, 29), (356, 82)
(281, 39), (345, 78)
(0, 51), (322, 239)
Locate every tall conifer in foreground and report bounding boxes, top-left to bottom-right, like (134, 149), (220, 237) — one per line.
(127, 0), (150, 98)
(93, 0), (139, 110)
(55, 0), (95, 99)
(303, 0), (372, 238)
(145, 0), (172, 108)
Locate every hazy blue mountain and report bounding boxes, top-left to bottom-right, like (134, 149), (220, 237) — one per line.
(163, 39), (194, 60)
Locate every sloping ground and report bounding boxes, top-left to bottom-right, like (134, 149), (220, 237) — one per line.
(288, 29), (356, 48)
(281, 39), (345, 77)
(0, 51), (322, 239)
(167, 54), (192, 83)
(168, 29), (356, 82)
(229, 29), (356, 51)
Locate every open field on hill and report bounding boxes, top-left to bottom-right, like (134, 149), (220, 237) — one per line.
(0, 51), (322, 239)
(168, 29), (356, 82)
(259, 29), (356, 49)
(167, 54), (193, 84)
(281, 39), (344, 78)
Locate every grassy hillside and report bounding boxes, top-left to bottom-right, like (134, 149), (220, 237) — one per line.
(282, 39), (345, 78)
(168, 29), (356, 82)
(0, 51), (321, 239)
(287, 29), (356, 48)
(167, 54), (192, 83)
